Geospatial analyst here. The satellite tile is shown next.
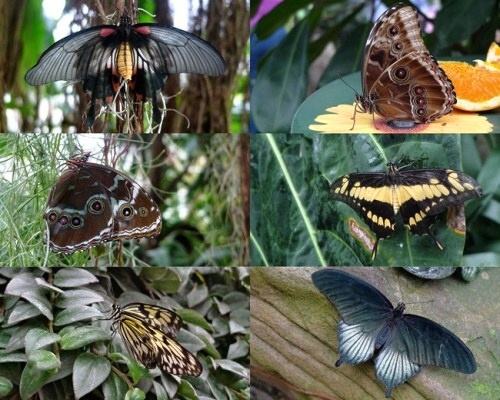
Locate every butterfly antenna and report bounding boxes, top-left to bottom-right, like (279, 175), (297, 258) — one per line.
(339, 76), (359, 96)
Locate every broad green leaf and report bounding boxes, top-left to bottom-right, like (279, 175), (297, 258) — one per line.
(125, 387), (146, 400)
(56, 289), (105, 308)
(227, 337), (249, 360)
(54, 306), (103, 326)
(19, 351), (59, 400)
(24, 328), (60, 354)
(5, 273), (52, 320)
(73, 353), (111, 399)
(6, 302), (42, 326)
(176, 308), (213, 332)
(53, 268), (99, 287)
(0, 352), (27, 363)
(60, 326), (110, 350)
(0, 376), (13, 396)
(254, 0), (311, 39)
(176, 380), (198, 400)
(103, 372), (128, 400)
(251, 19), (309, 132)
(187, 284), (209, 308)
(213, 359), (249, 379)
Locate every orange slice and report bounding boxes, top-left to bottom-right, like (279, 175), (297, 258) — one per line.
(439, 61), (500, 111)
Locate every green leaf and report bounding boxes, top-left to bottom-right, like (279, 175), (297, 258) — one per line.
(227, 337), (249, 360)
(435, 0), (495, 50)
(187, 284), (209, 308)
(213, 359), (249, 379)
(24, 328), (60, 354)
(125, 388), (146, 400)
(73, 353), (111, 399)
(0, 352), (27, 363)
(251, 19), (310, 133)
(177, 380), (198, 400)
(5, 273), (52, 320)
(103, 372), (128, 400)
(0, 376), (13, 396)
(53, 268), (99, 287)
(54, 306), (104, 326)
(6, 302), (42, 326)
(60, 326), (110, 350)
(254, 0), (311, 39)
(27, 350), (60, 370)
(19, 351), (59, 400)
(56, 289), (105, 308)
(176, 308), (213, 332)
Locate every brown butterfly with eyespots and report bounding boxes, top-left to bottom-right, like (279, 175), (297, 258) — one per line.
(353, 4), (456, 129)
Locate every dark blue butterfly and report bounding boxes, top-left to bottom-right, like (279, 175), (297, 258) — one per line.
(311, 268), (476, 398)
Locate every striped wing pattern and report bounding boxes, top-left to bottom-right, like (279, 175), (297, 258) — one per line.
(330, 167), (482, 243)
(115, 304), (202, 376)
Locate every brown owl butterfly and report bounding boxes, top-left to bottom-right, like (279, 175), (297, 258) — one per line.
(354, 4), (456, 128)
(44, 154), (161, 253)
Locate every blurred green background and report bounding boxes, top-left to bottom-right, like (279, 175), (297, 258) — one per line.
(250, 0), (499, 132)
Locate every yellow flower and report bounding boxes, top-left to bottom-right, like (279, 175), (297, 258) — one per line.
(308, 104), (493, 133)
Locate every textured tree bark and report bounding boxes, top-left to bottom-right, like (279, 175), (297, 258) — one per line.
(251, 267), (500, 400)
(179, 0), (249, 133)
(0, 0), (27, 132)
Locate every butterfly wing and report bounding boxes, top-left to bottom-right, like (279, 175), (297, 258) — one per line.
(118, 313), (202, 376)
(45, 164), (115, 253)
(25, 25), (117, 89)
(80, 163), (162, 243)
(374, 314), (476, 397)
(131, 24), (226, 76)
(395, 168), (482, 235)
(312, 269), (394, 365)
(362, 5), (455, 122)
(362, 5), (426, 95)
(330, 172), (396, 240)
(45, 162), (161, 253)
(369, 52), (456, 123)
(120, 303), (182, 337)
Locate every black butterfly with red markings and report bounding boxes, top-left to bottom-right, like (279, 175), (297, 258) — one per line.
(26, 15), (226, 130)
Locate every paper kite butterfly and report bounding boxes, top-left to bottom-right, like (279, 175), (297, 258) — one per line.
(110, 303), (202, 376)
(330, 163), (482, 259)
(25, 15), (226, 130)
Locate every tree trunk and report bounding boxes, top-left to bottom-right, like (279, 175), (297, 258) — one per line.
(251, 267), (499, 400)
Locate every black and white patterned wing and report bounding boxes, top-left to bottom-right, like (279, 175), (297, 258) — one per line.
(312, 269), (394, 365)
(25, 25), (118, 85)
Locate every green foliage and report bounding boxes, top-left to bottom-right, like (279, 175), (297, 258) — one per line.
(250, 134), (499, 267)
(0, 267), (250, 399)
(251, 0), (499, 132)
(0, 134), (245, 267)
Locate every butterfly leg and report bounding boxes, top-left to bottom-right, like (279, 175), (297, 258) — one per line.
(371, 237), (380, 261)
(427, 229), (444, 251)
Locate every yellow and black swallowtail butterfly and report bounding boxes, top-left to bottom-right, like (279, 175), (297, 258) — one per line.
(330, 163), (482, 259)
(110, 303), (202, 376)
(25, 15), (226, 129)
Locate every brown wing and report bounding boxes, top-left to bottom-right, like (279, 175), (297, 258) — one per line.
(45, 166), (114, 253)
(362, 5), (426, 95)
(369, 52), (456, 122)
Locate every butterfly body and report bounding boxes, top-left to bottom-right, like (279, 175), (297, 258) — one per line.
(26, 15), (226, 127)
(330, 163), (482, 259)
(44, 156), (161, 253)
(356, 4), (456, 128)
(110, 303), (202, 376)
(312, 269), (476, 398)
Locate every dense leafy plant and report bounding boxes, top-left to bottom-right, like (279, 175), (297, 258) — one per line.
(0, 267), (249, 399)
(250, 0), (499, 132)
(250, 134), (500, 266)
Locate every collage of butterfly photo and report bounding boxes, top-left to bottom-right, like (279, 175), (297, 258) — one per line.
(0, 0), (498, 399)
